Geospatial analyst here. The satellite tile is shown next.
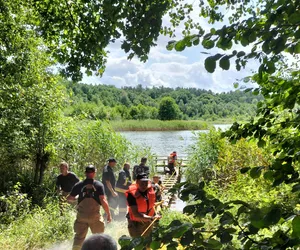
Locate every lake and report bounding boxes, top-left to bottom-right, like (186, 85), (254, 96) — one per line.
(119, 124), (231, 156)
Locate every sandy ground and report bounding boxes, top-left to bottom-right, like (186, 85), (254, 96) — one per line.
(47, 220), (128, 250)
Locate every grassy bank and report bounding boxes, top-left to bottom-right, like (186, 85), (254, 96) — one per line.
(110, 119), (211, 131)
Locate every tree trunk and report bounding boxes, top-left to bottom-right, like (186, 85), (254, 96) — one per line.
(34, 152), (42, 185)
(38, 152), (49, 185)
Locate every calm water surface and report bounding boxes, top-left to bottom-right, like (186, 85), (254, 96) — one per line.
(119, 124), (231, 156)
(119, 124), (231, 211)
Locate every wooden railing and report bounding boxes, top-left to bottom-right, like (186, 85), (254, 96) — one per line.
(154, 155), (189, 176)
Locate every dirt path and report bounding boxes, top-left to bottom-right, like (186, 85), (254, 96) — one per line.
(47, 220), (128, 250)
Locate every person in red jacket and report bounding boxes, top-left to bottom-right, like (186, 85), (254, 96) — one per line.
(126, 173), (161, 237)
(166, 151), (177, 175)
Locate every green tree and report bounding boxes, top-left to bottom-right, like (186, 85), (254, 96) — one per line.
(158, 96), (181, 120)
(0, 45), (66, 188)
(1, 0), (175, 81)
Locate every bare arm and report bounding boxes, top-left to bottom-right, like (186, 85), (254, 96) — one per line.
(130, 205), (153, 222)
(100, 195), (112, 222)
(67, 195), (76, 202)
(105, 180), (118, 197)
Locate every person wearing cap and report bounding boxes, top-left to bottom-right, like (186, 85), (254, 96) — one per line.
(102, 158), (118, 218)
(115, 163), (132, 220)
(152, 174), (165, 203)
(67, 165), (112, 250)
(132, 157), (150, 181)
(56, 161), (80, 197)
(126, 173), (161, 238)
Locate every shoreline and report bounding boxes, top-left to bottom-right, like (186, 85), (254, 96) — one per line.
(110, 119), (234, 132)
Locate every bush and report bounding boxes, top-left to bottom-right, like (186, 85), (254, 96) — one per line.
(0, 182), (31, 226)
(185, 129), (223, 183)
(0, 200), (73, 250)
(186, 129), (270, 188)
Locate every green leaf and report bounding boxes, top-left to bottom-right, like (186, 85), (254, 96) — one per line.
(118, 236), (132, 247)
(166, 241), (178, 250)
(199, 181), (205, 189)
(195, 232), (204, 245)
(204, 56), (216, 73)
(250, 167), (263, 179)
(266, 61), (276, 74)
(183, 205), (196, 215)
(219, 212), (234, 225)
(248, 224), (259, 234)
(289, 13), (300, 24)
(150, 241), (161, 249)
(257, 139), (266, 148)
(220, 231), (233, 244)
(263, 208), (281, 226)
(180, 229), (194, 246)
(175, 41), (186, 52)
(233, 82), (239, 88)
(219, 56), (230, 70)
(193, 222), (205, 228)
(292, 216), (300, 238)
(294, 42), (300, 54)
(202, 39), (215, 49)
(212, 53), (224, 60)
(263, 171), (274, 181)
(240, 167), (251, 174)
(166, 40), (176, 51)
(244, 239), (253, 250)
(292, 184), (300, 192)
(237, 51), (246, 57)
(168, 222), (192, 238)
(203, 239), (222, 249)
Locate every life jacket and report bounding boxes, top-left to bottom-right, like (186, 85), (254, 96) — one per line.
(126, 183), (156, 221)
(168, 153), (176, 164)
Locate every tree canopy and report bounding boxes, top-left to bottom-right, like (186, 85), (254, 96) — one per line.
(158, 96), (181, 120)
(1, 0), (175, 81)
(64, 82), (262, 121)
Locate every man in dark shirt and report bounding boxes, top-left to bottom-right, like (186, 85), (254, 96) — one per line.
(115, 163), (132, 219)
(102, 158), (118, 218)
(132, 157), (150, 181)
(68, 165), (111, 250)
(56, 162), (80, 197)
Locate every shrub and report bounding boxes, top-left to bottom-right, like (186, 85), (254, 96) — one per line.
(0, 200), (73, 250)
(0, 182), (31, 226)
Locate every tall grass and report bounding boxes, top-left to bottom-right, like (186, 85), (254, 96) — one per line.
(0, 202), (73, 250)
(111, 120), (209, 131)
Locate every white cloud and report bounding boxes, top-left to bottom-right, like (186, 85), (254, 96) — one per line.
(81, 0), (259, 93)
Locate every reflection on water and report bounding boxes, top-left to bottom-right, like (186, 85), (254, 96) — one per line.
(120, 130), (199, 156)
(119, 124), (231, 156)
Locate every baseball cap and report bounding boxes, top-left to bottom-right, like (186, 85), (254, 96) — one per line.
(153, 174), (160, 178)
(136, 173), (149, 181)
(108, 158), (117, 163)
(85, 165), (96, 173)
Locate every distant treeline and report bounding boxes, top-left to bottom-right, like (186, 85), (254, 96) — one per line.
(64, 81), (263, 121)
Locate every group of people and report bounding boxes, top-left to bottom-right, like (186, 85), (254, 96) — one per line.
(56, 157), (166, 250)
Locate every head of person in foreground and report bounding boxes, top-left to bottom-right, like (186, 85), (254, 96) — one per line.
(81, 233), (117, 250)
(136, 173), (151, 192)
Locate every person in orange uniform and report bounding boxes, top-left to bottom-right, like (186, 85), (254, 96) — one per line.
(126, 173), (161, 238)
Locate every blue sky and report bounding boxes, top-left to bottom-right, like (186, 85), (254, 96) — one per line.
(81, 1), (258, 93)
